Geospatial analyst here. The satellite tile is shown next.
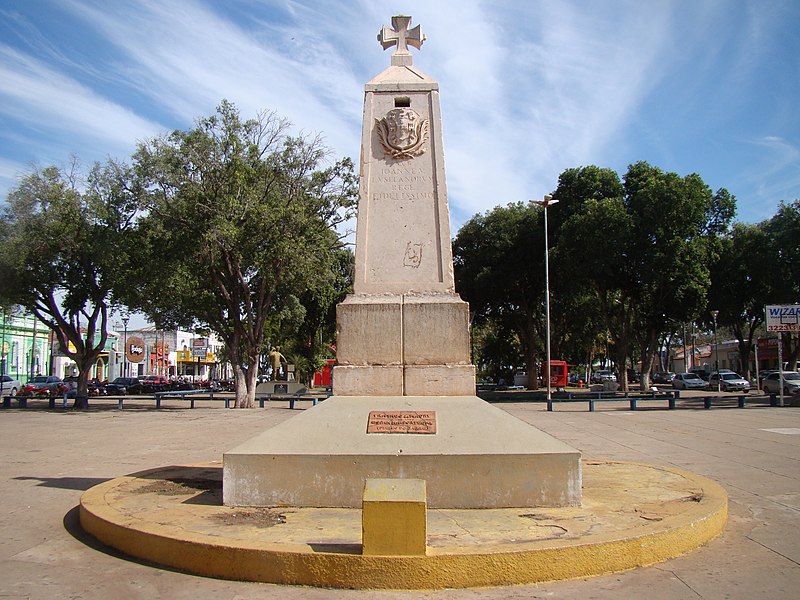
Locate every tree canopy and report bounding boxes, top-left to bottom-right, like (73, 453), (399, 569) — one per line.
(0, 160), (139, 404)
(454, 161), (739, 389)
(126, 101), (357, 407)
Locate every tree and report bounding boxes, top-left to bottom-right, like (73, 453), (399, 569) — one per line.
(554, 194), (636, 386)
(280, 247), (353, 383)
(621, 162), (735, 389)
(762, 200), (800, 369)
(129, 101), (357, 407)
(0, 161), (139, 405)
(454, 162), (736, 391)
(453, 202), (545, 386)
(707, 223), (774, 379)
(549, 167), (626, 376)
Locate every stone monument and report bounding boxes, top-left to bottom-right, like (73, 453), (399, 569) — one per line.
(223, 15), (581, 509)
(333, 15), (474, 397)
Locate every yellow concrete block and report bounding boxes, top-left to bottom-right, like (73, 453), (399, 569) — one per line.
(362, 478), (427, 556)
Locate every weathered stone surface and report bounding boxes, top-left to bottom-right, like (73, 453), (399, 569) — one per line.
(335, 295), (402, 366)
(402, 295), (470, 365)
(223, 396), (582, 508)
(353, 56), (452, 297)
(404, 365), (475, 396)
(332, 365), (403, 396)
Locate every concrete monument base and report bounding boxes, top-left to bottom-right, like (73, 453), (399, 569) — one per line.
(223, 396), (581, 508)
(80, 460), (728, 589)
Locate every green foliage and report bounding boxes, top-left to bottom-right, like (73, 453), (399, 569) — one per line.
(453, 202), (545, 381)
(709, 200), (800, 372)
(471, 321), (523, 384)
(270, 247), (353, 382)
(454, 161), (737, 389)
(763, 200), (800, 302)
(0, 160), (139, 403)
(126, 101), (357, 406)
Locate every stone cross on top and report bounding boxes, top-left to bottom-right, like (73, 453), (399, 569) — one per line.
(378, 15), (425, 66)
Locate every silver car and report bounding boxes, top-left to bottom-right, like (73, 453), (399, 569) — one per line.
(762, 371), (800, 395)
(0, 375), (23, 396)
(707, 371), (750, 392)
(591, 370), (617, 384)
(672, 372), (707, 390)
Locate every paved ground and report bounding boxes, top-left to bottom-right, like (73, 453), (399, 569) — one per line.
(1, 396), (798, 599)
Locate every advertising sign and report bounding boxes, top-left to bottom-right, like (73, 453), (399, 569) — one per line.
(765, 305), (800, 332)
(191, 337), (208, 359)
(126, 336), (145, 363)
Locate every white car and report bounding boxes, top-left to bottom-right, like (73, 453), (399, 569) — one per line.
(762, 371), (800, 395)
(0, 375), (23, 396)
(672, 372), (707, 390)
(591, 370), (617, 384)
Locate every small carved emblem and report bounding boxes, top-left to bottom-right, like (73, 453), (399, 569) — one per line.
(376, 108), (429, 159)
(404, 242), (423, 268)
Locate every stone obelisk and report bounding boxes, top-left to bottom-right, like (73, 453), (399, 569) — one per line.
(333, 15), (474, 396)
(223, 16), (581, 510)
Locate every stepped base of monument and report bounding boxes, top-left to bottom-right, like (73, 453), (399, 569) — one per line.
(79, 460), (728, 589)
(222, 395), (581, 508)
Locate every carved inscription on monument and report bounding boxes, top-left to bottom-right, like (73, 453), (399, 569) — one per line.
(403, 242), (423, 268)
(372, 166), (434, 202)
(367, 411), (437, 434)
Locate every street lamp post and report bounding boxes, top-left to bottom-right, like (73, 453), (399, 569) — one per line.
(121, 315), (129, 379)
(711, 310), (720, 392)
(531, 194), (559, 401)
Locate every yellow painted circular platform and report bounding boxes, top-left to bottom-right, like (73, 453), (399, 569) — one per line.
(79, 460), (727, 589)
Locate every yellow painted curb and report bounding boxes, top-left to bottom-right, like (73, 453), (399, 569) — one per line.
(79, 461), (727, 590)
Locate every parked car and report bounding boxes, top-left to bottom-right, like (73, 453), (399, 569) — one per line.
(688, 367), (710, 381)
(105, 377), (144, 395)
(762, 371), (800, 395)
(140, 375), (170, 393)
(0, 375), (23, 396)
(758, 369), (777, 388)
(707, 371), (750, 392)
(170, 378), (195, 391)
(19, 375), (66, 396)
(591, 370), (616, 384)
(88, 378), (107, 396)
(652, 372), (676, 384)
(672, 372), (707, 390)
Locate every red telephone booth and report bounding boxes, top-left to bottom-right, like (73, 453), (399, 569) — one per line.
(544, 360), (569, 388)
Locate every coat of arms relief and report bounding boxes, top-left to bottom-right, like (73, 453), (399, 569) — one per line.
(376, 107), (429, 159)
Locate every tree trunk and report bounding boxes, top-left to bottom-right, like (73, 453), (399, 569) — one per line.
(72, 359), (95, 409)
(639, 329), (659, 391)
(233, 365), (254, 408)
(522, 318), (539, 390)
(232, 357), (261, 408)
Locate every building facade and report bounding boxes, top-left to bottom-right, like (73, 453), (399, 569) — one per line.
(116, 326), (226, 381)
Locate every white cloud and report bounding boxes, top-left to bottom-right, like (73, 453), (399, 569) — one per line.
(0, 44), (164, 150)
(62, 0), (367, 160)
(1, 0), (797, 226)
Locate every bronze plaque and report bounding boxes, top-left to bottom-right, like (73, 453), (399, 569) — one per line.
(367, 411), (437, 434)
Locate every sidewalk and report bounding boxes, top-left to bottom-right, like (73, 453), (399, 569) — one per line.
(1, 401), (798, 599)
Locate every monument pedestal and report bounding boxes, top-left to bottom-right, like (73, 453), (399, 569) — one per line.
(223, 395), (581, 509)
(333, 293), (475, 396)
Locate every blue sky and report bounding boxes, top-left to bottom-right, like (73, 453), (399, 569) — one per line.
(1, 0), (798, 233)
